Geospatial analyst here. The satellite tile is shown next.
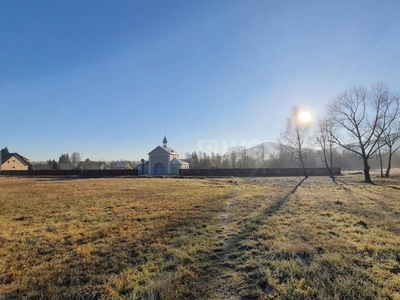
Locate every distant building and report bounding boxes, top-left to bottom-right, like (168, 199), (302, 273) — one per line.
(114, 161), (133, 170)
(59, 163), (75, 170)
(138, 136), (189, 175)
(76, 161), (101, 170)
(32, 163), (52, 170)
(1, 153), (30, 171)
(72, 161), (109, 170)
(97, 161), (109, 170)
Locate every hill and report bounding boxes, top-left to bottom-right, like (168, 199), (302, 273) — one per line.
(246, 141), (280, 160)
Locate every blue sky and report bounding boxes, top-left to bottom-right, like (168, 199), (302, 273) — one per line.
(1, 0), (400, 161)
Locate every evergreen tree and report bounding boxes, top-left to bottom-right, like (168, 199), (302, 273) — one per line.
(51, 160), (59, 170)
(59, 153), (71, 165)
(1, 147), (9, 156)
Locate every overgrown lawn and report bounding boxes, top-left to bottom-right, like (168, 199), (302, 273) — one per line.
(1, 175), (400, 299)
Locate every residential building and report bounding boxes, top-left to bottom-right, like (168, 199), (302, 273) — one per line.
(97, 161), (109, 170)
(114, 161), (133, 170)
(76, 161), (101, 170)
(32, 163), (52, 170)
(1, 153), (30, 171)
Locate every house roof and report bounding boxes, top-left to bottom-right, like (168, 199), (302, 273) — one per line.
(170, 158), (189, 165)
(1, 153), (30, 165)
(32, 163), (52, 170)
(76, 161), (101, 170)
(59, 163), (75, 170)
(114, 161), (132, 168)
(148, 145), (177, 155)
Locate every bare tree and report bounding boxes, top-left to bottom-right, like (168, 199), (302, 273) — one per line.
(380, 120), (400, 177)
(221, 153), (231, 168)
(70, 151), (81, 166)
(258, 143), (267, 167)
(328, 83), (399, 183)
(280, 106), (312, 178)
(227, 147), (238, 168)
(373, 90), (400, 177)
(216, 153), (222, 168)
(315, 117), (335, 180)
(376, 140), (385, 178)
(237, 146), (249, 168)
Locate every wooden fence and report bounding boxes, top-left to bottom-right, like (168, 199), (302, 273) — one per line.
(0, 167), (340, 177)
(179, 167), (341, 177)
(0, 169), (138, 177)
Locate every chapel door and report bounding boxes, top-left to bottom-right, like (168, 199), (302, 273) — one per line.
(155, 163), (165, 175)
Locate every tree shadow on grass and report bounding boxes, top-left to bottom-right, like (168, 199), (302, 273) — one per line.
(200, 176), (400, 299)
(331, 175), (338, 185)
(262, 177), (307, 218)
(198, 177), (309, 299)
(3, 178), (313, 300)
(336, 178), (395, 218)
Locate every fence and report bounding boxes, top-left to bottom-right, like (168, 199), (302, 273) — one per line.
(0, 167), (341, 178)
(0, 169), (138, 177)
(179, 167), (341, 177)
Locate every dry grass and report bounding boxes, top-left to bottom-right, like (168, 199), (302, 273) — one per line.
(1, 174), (400, 299)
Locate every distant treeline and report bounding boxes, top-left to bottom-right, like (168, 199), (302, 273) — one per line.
(183, 148), (400, 171)
(180, 167), (341, 177)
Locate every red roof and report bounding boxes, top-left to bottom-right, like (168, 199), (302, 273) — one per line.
(1, 153), (30, 164)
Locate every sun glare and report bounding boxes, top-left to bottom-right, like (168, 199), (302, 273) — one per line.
(298, 110), (312, 123)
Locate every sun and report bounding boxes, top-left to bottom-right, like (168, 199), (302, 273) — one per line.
(298, 110), (312, 123)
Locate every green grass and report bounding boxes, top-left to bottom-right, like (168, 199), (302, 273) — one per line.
(1, 175), (400, 299)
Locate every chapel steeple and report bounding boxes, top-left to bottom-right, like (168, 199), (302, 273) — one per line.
(163, 135), (168, 148)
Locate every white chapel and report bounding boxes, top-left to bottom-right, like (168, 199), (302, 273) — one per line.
(138, 136), (189, 175)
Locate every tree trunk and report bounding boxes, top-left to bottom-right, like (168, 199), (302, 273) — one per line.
(329, 144), (336, 181)
(322, 149), (334, 179)
(385, 151), (393, 177)
(327, 165), (334, 179)
(363, 157), (372, 183)
(299, 156), (308, 178)
(378, 148), (384, 177)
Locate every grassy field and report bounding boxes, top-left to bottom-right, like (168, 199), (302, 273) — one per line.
(1, 174), (400, 299)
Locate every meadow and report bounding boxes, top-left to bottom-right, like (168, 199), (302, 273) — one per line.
(1, 174), (400, 299)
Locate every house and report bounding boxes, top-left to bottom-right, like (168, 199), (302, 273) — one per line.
(75, 161), (101, 170)
(32, 163), (52, 170)
(97, 161), (109, 170)
(114, 161), (133, 170)
(140, 136), (189, 175)
(1, 153), (30, 171)
(59, 163), (75, 170)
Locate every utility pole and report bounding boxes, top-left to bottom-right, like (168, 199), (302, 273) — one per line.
(81, 152), (83, 177)
(141, 158), (145, 175)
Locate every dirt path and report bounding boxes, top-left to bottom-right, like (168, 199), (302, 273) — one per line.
(211, 192), (243, 299)
(206, 178), (309, 299)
